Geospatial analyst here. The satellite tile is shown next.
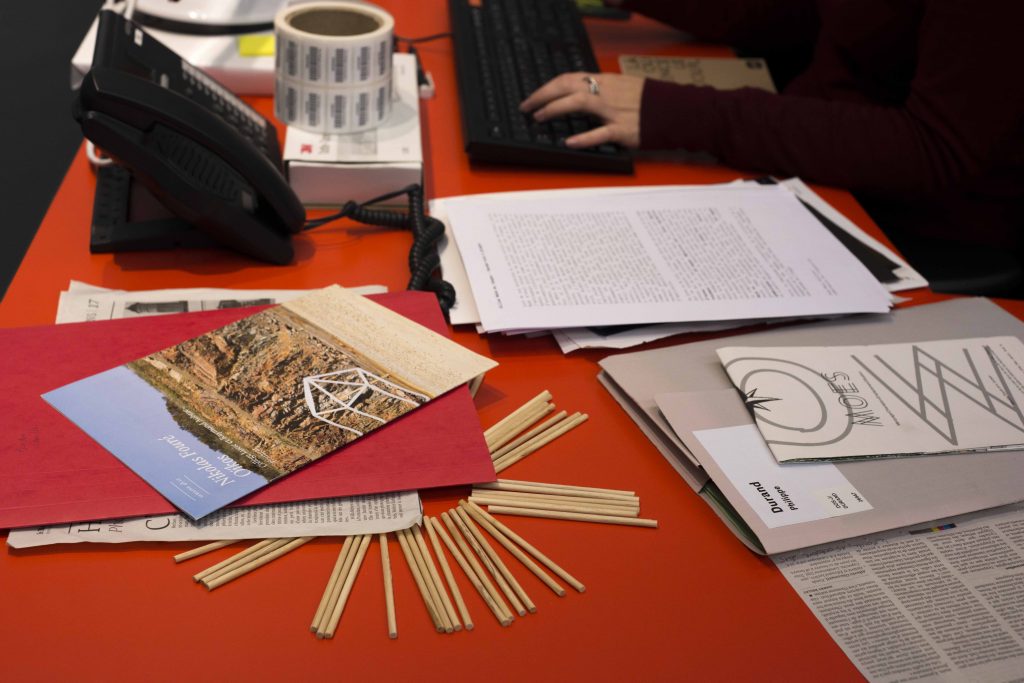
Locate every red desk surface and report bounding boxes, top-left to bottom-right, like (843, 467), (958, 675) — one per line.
(1, 3), (1012, 681)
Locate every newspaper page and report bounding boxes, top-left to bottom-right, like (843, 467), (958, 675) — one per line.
(6, 491), (421, 548)
(446, 185), (892, 332)
(717, 336), (1024, 462)
(774, 502), (1024, 683)
(55, 282), (387, 323)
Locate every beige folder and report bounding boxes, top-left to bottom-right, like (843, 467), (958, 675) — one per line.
(599, 298), (1024, 554)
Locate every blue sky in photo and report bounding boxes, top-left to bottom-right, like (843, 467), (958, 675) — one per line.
(43, 365), (268, 520)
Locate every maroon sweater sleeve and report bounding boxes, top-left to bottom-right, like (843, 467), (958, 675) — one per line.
(637, 1), (1024, 197)
(622, 0), (818, 52)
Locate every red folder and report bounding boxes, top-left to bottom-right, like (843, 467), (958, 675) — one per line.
(0, 291), (494, 528)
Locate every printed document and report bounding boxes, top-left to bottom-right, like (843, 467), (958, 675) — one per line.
(446, 185), (892, 332)
(774, 502), (1024, 683)
(434, 180), (923, 328)
(55, 281), (386, 323)
(718, 336), (1024, 462)
(6, 491), (420, 548)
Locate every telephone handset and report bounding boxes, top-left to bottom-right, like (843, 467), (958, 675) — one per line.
(74, 9), (305, 264)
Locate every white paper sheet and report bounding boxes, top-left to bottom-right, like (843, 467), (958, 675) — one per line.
(447, 185), (892, 332)
(55, 282), (387, 323)
(432, 184), (730, 326)
(718, 336), (1024, 461)
(553, 318), (758, 353)
(6, 491), (421, 548)
(774, 502), (1024, 683)
(692, 424), (873, 528)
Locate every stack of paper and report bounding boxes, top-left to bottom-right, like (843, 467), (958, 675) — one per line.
(0, 287), (498, 530)
(435, 180), (924, 353)
(598, 298), (1024, 554)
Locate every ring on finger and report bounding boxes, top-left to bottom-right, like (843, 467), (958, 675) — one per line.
(582, 75), (600, 96)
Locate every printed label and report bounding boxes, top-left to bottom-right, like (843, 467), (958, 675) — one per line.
(356, 92), (369, 127)
(331, 47), (349, 83)
(305, 45), (323, 82)
(356, 46), (371, 81)
(694, 424), (872, 529)
(331, 93), (348, 130)
(304, 91), (321, 128)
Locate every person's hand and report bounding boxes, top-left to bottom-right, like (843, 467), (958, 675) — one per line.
(519, 72), (644, 149)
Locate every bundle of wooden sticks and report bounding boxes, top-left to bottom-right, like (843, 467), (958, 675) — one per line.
(484, 390), (588, 472)
(173, 390), (656, 638)
(470, 479), (658, 528)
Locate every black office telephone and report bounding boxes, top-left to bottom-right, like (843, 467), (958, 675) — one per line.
(74, 9), (455, 313)
(75, 9), (304, 264)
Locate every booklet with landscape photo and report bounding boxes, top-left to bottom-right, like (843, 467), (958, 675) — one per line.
(717, 336), (1024, 462)
(43, 285), (497, 520)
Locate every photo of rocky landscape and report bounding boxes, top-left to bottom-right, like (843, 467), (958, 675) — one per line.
(127, 305), (427, 478)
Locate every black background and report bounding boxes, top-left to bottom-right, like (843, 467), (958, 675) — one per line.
(0, 1), (104, 301)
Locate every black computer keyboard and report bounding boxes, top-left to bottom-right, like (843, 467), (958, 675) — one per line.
(449, 0), (633, 173)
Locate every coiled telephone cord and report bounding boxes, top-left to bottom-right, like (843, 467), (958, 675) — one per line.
(303, 184), (456, 317)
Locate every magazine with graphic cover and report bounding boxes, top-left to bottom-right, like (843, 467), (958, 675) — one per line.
(717, 336), (1024, 462)
(43, 285), (497, 519)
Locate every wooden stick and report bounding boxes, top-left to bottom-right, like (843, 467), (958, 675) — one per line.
(487, 402), (556, 453)
(204, 537), (314, 590)
(173, 540), (238, 563)
(315, 536), (366, 635)
(490, 410), (567, 460)
(450, 508), (527, 617)
(193, 538), (283, 583)
(486, 506), (659, 528)
(440, 511), (514, 625)
(493, 478), (637, 498)
(403, 527), (453, 633)
(494, 412), (589, 467)
(311, 536), (355, 632)
(424, 516), (473, 630)
(379, 533), (398, 639)
(395, 527), (445, 632)
(430, 516), (510, 627)
(477, 481), (640, 504)
(483, 390), (552, 445)
(481, 401), (548, 454)
(455, 505), (536, 614)
(321, 534), (371, 639)
(466, 500), (585, 593)
(201, 538), (293, 585)
(493, 413), (589, 473)
(470, 494), (640, 518)
(460, 500), (565, 597)
(412, 524), (461, 632)
(471, 489), (640, 510)
(492, 411), (578, 466)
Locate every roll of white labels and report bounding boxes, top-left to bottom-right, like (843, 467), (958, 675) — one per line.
(274, 2), (395, 133)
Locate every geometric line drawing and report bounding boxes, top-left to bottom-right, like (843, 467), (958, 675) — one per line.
(853, 343), (1024, 445)
(302, 368), (428, 436)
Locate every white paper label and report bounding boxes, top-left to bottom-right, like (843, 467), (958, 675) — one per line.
(694, 424), (873, 528)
